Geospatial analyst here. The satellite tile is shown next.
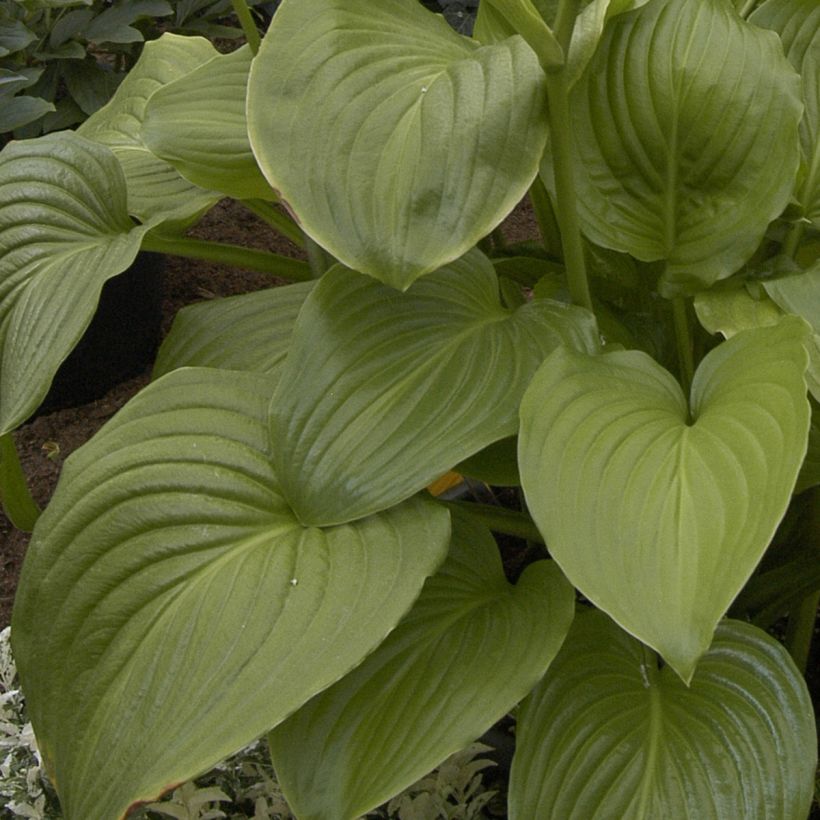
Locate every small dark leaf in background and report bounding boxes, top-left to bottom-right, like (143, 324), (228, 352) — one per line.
(0, 19), (35, 57)
(49, 8), (95, 48)
(0, 95), (55, 132)
(64, 60), (123, 115)
(85, 0), (173, 44)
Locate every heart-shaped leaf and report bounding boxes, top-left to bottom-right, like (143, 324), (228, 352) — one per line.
(509, 610), (817, 820)
(750, 0), (820, 229)
(0, 133), (154, 435)
(247, 0), (548, 289)
(11, 367), (449, 820)
(78, 32), (220, 225)
(142, 44), (274, 201)
(519, 318), (811, 680)
(153, 282), (314, 379)
(269, 509), (574, 819)
(272, 249), (599, 526)
(567, 0), (803, 295)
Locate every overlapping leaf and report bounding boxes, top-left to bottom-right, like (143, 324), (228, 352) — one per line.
(567, 0), (803, 294)
(78, 32), (220, 224)
(248, 0), (549, 289)
(509, 611), (817, 820)
(750, 0), (820, 228)
(11, 367), (449, 820)
(271, 249), (599, 526)
(519, 319), (811, 680)
(143, 45), (274, 201)
(153, 282), (314, 379)
(269, 510), (574, 819)
(0, 133), (154, 435)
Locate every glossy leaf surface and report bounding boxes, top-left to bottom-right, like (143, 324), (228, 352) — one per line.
(0, 133), (152, 435)
(143, 45), (274, 201)
(248, 0), (548, 289)
(269, 511), (574, 819)
(12, 368), (449, 820)
(750, 0), (820, 228)
(519, 319), (811, 680)
(568, 0), (802, 294)
(153, 282), (314, 379)
(509, 611), (817, 820)
(272, 250), (599, 526)
(78, 33), (220, 224)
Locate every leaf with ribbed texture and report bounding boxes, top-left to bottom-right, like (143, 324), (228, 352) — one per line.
(271, 249), (599, 526)
(78, 32), (220, 224)
(509, 610), (817, 820)
(567, 0), (803, 295)
(0, 133), (154, 435)
(247, 0), (548, 289)
(750, 0), (820, 229)
(11, 367), (449, 820)
(519, 319), (811, 681)
(143, 45), (274, 201)
(269, 509), (574, 820)
(153, 282), (314, 379)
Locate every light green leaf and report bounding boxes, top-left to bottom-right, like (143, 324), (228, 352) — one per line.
(519, 319), (811, 680)
(153, 282), (314, 379)
(11, 367), (449, 820)
(272, 249), (599, 526)
(0, 132), (154, 435)
(143, 45), (274, 201)
(269, 509), (574, 820)
(568, 0), (803, 295)
(509, 610), (817, 820)
(750, 0), (820, 229)
(695, 274), (820, 401)
(565, 0), (652, 88)
(248, 0), (549, 290)
(78, 33), (220, 224)
(480, 0), (563, 70)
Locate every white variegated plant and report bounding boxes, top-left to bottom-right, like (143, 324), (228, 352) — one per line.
(0, 0), (818, 817)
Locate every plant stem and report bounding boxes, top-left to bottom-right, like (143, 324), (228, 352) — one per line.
(304, 235), (333, 278)
(785, 591), (819, 675)
(241, 200), (305, 248)
(0, 433), (39, 532)
(672, 296), (694, 396)
(141, 235), (312, 281)
(443, 500), (545, 544)
(545, 71), (593, 311)
(529, 176), (563, 257)
(231, 0), (261, 54)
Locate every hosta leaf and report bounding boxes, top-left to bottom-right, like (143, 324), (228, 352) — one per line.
(568, 0), (803, 295)
(519, 318), (811, 680)
(247, 0), (548, 289)
(11, 367), (449, 820)
(272, 249), (599, 526)
(153, 282), (314, 379)
(143, 45), (274, 201)
(78, 33), (220, 225)
(509, 610), (817, 820)
(269, 510), (574, 819)
(0, 133), (154, 435)
(750, 0), (820, 229)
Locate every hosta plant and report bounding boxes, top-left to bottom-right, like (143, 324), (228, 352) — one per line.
(1, 0), (819, 817)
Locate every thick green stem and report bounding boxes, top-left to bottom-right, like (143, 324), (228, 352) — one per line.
(304, 235), (333, 278)
(785, 591), (819, 675)
(443, 500), (545, 544)
(141, 235), (312, 281)
(231, 0), (261, 54)
(0, 433), (39, 532)
(545, 71), (592, 311)
(673, 297), (694, 396)
(529, 176), (563, 257)
(241, 200), (305, 248)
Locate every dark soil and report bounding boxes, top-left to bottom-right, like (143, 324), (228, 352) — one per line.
(0, 199), (538, 627)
